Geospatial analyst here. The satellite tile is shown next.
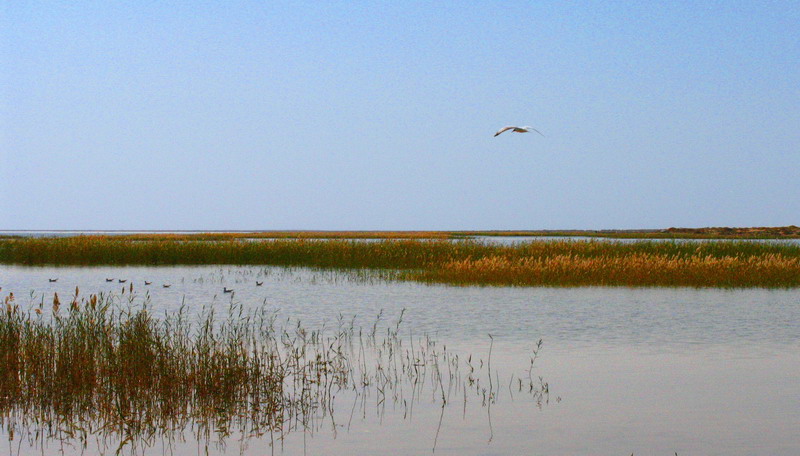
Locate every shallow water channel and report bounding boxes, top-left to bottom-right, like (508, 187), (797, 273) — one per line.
(1, 264), (799, 455)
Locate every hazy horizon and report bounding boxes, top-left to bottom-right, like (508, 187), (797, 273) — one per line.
(3, 2), (799, 230)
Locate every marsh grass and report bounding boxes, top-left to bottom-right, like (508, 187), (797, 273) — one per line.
(4, 237), (800, 288)
(1, 237), (800, 287)
(0, 291), (547, 453)
(409, 253), (800, 287)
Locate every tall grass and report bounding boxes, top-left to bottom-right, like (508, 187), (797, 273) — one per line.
(1, 291), (546, 451)
(409, 253), (800, 287)
(1, 237), (800, 287)
(1, 292), (285, 446)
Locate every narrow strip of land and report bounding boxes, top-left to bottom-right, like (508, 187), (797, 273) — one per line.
(1, 226), (799, 240)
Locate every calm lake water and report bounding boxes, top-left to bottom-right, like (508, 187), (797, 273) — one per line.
(1, 264), (799, 455)
(3, 230), (800, 246)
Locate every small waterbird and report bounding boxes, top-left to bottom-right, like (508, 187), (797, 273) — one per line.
(105, 278), (114, 282)
(223, 287), (233, 293)
(48, 278), (58, 283)
(118, 279), (127, 283)
(162, 284), (171, 288)
(144, 281), (152, 285)
(493, 125), (544, 137)
(256, 281), (263, 286)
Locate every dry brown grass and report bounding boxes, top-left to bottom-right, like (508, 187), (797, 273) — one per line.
(410, 253), (800, 287)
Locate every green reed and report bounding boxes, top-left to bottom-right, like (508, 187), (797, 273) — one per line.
(1, 293), (285, 447)
(1, 291), (547, 452)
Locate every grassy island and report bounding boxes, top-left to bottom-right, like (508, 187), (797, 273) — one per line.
(1, 235), (799, 287)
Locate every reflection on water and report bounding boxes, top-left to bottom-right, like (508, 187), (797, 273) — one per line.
(1, 265), (799, 455)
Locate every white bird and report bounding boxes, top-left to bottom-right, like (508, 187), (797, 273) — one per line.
(494, 125), (544, 137)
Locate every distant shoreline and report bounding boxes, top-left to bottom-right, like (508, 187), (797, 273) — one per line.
(1, 226), (799, 240)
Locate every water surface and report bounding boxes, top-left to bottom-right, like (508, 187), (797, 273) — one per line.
(4, 230), (800, 245)
(1, 265), (798, 455)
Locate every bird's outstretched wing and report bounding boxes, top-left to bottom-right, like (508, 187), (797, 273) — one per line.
(527, 127), (545, 137)
(494, 126), (515, 137)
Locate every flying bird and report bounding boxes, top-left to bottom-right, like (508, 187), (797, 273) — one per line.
(493, 125), (544, 137)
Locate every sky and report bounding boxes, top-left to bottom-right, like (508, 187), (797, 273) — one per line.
(2, 1), (799, 231)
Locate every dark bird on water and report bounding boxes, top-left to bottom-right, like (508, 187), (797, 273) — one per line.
(105, 278), (114, 282)
(49, 278), (58, 283)
(223, 287), (233, 293)
(256, 281), (263, 286)
(118, 279), (127, 283)
(163, 284), (171, 288)
(144, 281), (152, 285)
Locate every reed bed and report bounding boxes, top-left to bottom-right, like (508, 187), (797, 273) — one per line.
(409, 253), (800, 287)
(0, 237), (471, 268)
(1, 237), (799, 287)
(0, 291), (548, 452)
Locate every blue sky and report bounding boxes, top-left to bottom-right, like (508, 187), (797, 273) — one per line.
(2, 1), (799, 230)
